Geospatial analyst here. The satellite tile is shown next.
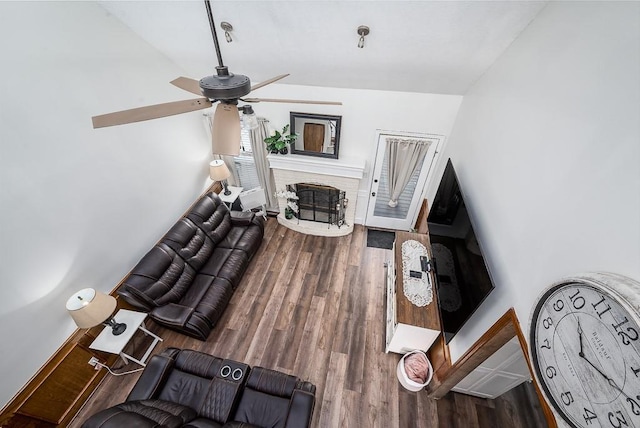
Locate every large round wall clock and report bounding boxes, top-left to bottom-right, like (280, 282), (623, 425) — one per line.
(530, 272), (640, 428)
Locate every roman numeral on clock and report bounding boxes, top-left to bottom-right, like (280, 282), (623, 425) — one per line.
(592, 295), (612, 318)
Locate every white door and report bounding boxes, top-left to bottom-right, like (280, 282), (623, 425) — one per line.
(452, 337), (532, 399)
(365, 131), (442, 230)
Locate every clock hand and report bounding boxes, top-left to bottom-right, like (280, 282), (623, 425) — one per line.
(577, 318), (584, 354)
(578, 351), (633, 401)
(579, 351), (607, 378)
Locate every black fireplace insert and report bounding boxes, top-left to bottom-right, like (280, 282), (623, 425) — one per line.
(287, 183), (346, 228)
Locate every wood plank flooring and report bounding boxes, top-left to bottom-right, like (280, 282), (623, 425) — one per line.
(70, 220), (548, 428)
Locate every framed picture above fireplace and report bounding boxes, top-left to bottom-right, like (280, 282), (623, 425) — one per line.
(290, 112), (342, 159)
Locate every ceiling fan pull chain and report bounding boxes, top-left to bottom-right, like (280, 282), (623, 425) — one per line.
(204, 0), (225, 68)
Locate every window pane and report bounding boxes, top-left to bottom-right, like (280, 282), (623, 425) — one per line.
(234, 124), (259, 189)
(240, 126), (252, 153)
(234, 156), (260, 189)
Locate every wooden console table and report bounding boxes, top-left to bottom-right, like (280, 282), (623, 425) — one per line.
(385, 231), (441, 354)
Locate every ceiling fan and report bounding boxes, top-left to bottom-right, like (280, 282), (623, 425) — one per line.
(92, 0), (341, 155)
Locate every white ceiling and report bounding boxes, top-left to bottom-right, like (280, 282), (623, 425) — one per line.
(99, 1), (547, 95)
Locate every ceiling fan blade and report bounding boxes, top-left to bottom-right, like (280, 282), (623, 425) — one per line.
(211, 103), (241, 156)
(92, 98), (212, 129)
(170, 77), (203, 96)
(243, 97), (342, 106)
(250, 74), (290, 92)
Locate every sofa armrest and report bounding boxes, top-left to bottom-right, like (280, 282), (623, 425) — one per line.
(285, 389), (315, 428)
(296, 380), (316, 395)
(127, 353), (176, 401)
(230, 210), (255, 226)
(117, 286), (153, 311)
(150, 303), (194, 327)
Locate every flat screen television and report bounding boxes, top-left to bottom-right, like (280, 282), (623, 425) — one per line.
(427, 159), (495, 344)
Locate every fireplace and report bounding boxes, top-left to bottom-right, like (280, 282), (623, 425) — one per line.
(268, 154), (365, 237)
(288, 183), (346, 227)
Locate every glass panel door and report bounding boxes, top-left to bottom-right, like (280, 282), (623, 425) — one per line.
(365, 131), (443, 230)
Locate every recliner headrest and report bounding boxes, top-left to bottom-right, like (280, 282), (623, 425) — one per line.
(174, 349), (223, 380)
(245, 367), (297, 398)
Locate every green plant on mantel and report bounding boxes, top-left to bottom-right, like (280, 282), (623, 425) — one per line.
(264, 124), (298, 154)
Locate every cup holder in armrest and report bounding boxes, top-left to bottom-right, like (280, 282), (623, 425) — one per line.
(217, 360), (249, 384)
(220, 365), (245, 381)
(205, 360), (251, 423)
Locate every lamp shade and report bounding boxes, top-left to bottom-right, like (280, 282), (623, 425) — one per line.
(66, 288), (116, 329)
(209, 159), (231, 181)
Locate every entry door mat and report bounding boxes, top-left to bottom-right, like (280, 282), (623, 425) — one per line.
(367, 229), (396, 250)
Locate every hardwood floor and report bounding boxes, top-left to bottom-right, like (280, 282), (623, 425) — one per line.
(70, 220), (548, 428)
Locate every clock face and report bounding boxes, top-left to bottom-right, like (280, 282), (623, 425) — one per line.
(531, 281), (640, 428)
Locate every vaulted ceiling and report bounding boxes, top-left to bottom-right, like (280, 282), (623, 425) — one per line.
(98, 1), (547, 96)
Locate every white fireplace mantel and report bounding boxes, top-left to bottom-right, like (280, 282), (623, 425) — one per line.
(267, 154), (365, 179)
(268, 154), (366, 236)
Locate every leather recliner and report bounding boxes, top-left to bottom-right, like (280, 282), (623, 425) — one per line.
(81, 348), (316, 428)
(117, 192), (265, 340)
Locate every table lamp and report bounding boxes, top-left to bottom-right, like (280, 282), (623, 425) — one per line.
(210, 159), (232, 195)
(66, 288), (127, 335)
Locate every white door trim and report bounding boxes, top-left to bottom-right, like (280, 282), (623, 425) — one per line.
(364, 130), (444, 230)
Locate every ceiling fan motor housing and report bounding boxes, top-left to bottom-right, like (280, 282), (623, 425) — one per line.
(199, 66), (251, 100)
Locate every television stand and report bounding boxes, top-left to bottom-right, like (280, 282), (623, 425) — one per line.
(385, 231), (442, 354)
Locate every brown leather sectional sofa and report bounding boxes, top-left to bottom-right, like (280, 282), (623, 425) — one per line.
(81, 348), (316, 428)
(117, 192), (265, 340)
(83, 194), (318, 427)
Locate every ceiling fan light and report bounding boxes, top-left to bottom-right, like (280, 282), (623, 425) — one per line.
(244, 116), (258, 130)
(241, 105), (259, 129)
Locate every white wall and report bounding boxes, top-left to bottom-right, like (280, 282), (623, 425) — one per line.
(0, 2), (212, 407)
(235, 84), (462, 222)
(436, 2), (640, 363)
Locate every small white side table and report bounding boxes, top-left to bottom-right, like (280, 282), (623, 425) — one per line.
(218, 186), (243, 207)
(89, 309), (163, 367)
